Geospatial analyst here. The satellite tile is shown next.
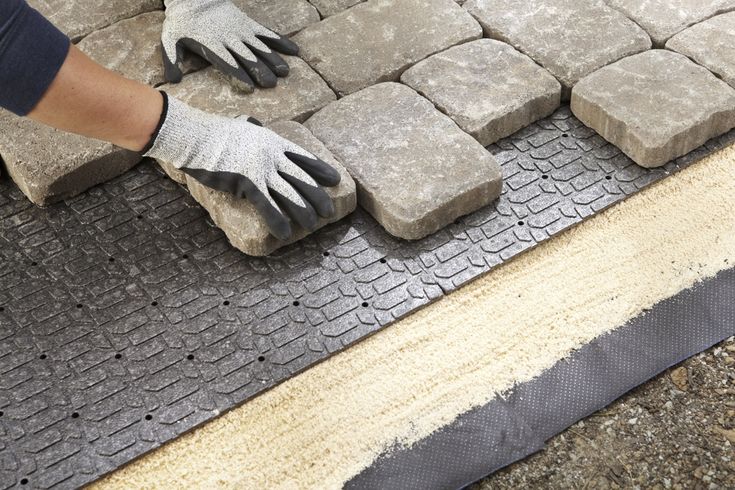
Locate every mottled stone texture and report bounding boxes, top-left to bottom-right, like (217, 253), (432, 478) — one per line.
(234, 0), (320, 35)
(27, 0), (162, 41)
(183, 121), (356, 256)
(571, 50), (735, 168)
(308, 0), (364, 17)
(161, 57), (336, 122)
(305, 83), (502, 240)
(667, 12), (735, 89)
(464, 0), (651, 99)
(605, 0), (735, 47)
(78, 12), (205, 86)
(401, 39), (561, 146)
(0, 111), (140, 206)
(293, 0), (482, 96)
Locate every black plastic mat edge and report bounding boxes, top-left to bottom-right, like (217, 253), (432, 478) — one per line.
(346, 266), (735, 490)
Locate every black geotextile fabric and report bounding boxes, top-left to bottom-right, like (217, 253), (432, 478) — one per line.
(346, 266), (735, 490)
(0, 107), (733, 489)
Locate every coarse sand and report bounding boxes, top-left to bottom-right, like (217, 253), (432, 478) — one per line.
(94, 144), (735, 489)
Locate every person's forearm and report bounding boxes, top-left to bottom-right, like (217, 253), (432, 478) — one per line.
(27, 45), (163, 152)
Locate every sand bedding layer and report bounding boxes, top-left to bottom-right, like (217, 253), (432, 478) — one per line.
(94, 144), (735, 489)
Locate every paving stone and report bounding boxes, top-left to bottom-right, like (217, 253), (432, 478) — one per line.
(0, 111), (140, 206)
(78, 12), (205, 87)
(308, 0), (364, 17)
(464, 0), (651, 99)
(292, 0), (482, 96)
(571, 50), (735, 168)
(234, 0), (320, 36)
(667, 12), (735, 89)
(27, 0), (163, 41)
(605, 0), (735, 47)
(183, 121), (356, 256)
(401, 39), (561, 146)
(160, 56), (336, 123)
(305, 82), (502, 240)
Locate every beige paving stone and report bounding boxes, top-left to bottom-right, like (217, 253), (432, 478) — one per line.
(293, 0), (482, 96)
(234, 0), (320, 36)
(464, 0), (651, 99)
(78, 11), (205, 87)
(667, 12), (735, 89)
(27, 0), (163, 41)
(160, 56), (336, 123)
(183, 121), (356, 256)
(401, 39), (561, 146)
(0, 111), (140, 206)
(308, 0), (364, 17)
(605, 0), (735, 47)
(571, 50), (735, 168)
(305, 82), (502, 240)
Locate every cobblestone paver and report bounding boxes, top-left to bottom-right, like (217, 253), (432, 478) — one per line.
(293, 0), (482, 96)
(464, 0), (651, 98)
(308, 0), (364, 17)
(234, 0), (320, 36)
(401, 39), (561, 146)
(605, 0), (735, 47)
(667, 12), (735, 89)
(305, 82), (503, 240)
(571, 50), (735, 167)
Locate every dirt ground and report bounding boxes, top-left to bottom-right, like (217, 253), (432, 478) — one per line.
(473, 336), (735, 490)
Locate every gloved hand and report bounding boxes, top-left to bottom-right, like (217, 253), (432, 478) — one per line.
(161, 0), (299, 89)
(144, 93), (341, 240)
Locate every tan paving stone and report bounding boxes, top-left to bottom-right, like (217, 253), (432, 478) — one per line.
(234, 0), (320, 36)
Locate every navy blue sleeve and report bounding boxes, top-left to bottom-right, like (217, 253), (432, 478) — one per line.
(0, 0), (70, 116)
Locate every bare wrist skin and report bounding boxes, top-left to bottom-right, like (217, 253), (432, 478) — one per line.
(27, 45), (163, 152)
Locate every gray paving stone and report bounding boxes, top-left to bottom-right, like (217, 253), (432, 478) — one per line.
(308, 0), (364, 17)
(27, 0), (163, 41)
(78, 12), (205, 87)
(401, 39), (561, 146)
(183, 121), (356, 256)
(571, 50), (735, 168)
(305, 82), (502, 240)
(605, 0), (735, 47)
(0, 111), (140, 206)
(667, 12), (735, 89)
(160, 57), (336, 123)
(464, 0), (651, 99)
(234, 0), (320, 36)
(293, 0), (482, 96)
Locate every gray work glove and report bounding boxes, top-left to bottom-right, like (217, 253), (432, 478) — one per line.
(161, 0), (299, 89)
(144, 94), (341, 240)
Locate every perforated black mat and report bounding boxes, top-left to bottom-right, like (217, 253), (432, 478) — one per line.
(1, 107), (733, 489)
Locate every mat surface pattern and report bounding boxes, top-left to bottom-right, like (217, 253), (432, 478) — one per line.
(1, 107), (733, 489)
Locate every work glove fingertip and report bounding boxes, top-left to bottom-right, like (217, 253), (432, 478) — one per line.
(285, 152), (342, 187)
(257, 35), (299, 56)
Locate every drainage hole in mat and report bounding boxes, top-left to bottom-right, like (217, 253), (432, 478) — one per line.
(362, 302), (369, 308)
(257, 355), (265, 362)
(151, 301), (158, 306)
(0, 307), (3, 312)
(323, 251), (330, 257)
(380, 258), (387, 264)
(0, 411), (3, 417)
(517, 220), (525, 226)
(182, 254), (189, 259)
(71, 412), (79, 419)
(606, 175), (613, 180)
(187, 354), (195, 360)
(223, 300), (230, 306)
(76, 303), (83, 309)
(541, 174), (549, 180)
(115, 353), (122, 359)
(145, 414), (153, 421)
(30, 261), (37, 266)
(293, 301), (300, 306)
(39, 354), (47, 360)
(562, 133), (569, 138)
(136, 215), (143, 220)
(108, 257), (115, 263)
(20, 478), (28, 486)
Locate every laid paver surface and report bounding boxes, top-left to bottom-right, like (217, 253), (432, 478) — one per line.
(464, 0), (651, 98)
(571, 50), (735, 168)
(233, 0), (320, 36)
(308, 0), (364, 17)
(184, 121), (357, 256)
(305, 82), (503, 240)
(667, 12), (735, 89)
(401, 39), (561, 146)
(293, 0), (482, 96)
(605, 0), (735, 47)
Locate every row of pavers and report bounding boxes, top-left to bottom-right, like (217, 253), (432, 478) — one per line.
(2, 0), (735, 256)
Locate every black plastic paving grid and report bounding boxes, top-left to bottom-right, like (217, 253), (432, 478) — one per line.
(0, 106), (733, 489)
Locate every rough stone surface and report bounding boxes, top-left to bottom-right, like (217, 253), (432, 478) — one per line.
(293, 0), (482, 96)
(605, 0), (735, 47)
(571, 50), (735, 168)
(26, 0), (163, 41)
(305, 82), (503, 240)
(160, 57), (336, 123)
(183, 121), (357, 256)
(78, 11), (205, 87)
(0, 111), (141, 206)
(667, 12), (735, 89)
(308, 0), (364, 17)
(464, 0), (651, 99)
(401, 39), (561, 146)
(234, 0), (320, 36)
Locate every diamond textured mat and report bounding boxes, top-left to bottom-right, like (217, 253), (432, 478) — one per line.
(1, 107), (734, 489)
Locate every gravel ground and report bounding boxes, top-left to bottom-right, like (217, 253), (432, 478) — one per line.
(473, 336), (735, 490)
